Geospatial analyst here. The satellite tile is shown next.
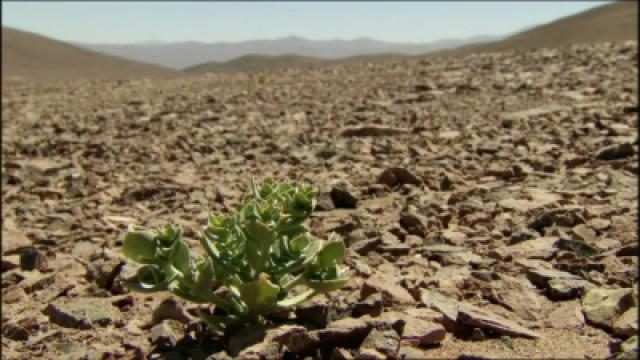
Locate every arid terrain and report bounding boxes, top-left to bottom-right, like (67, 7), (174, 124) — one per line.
(2, 37), (638, 359)
(2, 1), (639, 359)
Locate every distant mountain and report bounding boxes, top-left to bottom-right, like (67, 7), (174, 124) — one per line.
(185, 54), (324, 74)
(2, 27), (179, 82)
(430, 1), (637, 58)
(75, 34), (502, 70)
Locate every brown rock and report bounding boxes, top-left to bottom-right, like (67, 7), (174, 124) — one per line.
(457, 303), (541, 339)
(545, 301), (585, 329)
(613, 307), (638, 337)
(378, 167), (421, 187)
(401, 316), (446, 345)
(596, 143), (635, 160)
(341, 125), (409, 137)
(361, 272), (416, 306)
(355, 348), (387, 360)
(359, 328), (400, 358)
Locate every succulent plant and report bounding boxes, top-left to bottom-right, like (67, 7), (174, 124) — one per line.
(122, 178), (347, 332)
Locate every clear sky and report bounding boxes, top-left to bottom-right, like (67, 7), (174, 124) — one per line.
(2, 1), (612, 44)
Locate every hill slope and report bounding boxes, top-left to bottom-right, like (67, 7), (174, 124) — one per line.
(2, 27), (179, 82)
(434, 1), (638, 57)
(185, 54), (325, 74)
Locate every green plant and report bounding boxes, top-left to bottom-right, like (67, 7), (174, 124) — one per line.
(122, 178), (347, 331)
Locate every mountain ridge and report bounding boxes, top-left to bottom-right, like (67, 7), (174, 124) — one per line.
(74, 34), (503, 69)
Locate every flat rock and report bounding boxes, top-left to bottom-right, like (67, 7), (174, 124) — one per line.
(420, 289), (459, 331)
(505, 236), (559, 260)
(354, 348), (386, 360)
(149, 320), (181, 350)
(545, 300), (585, 329)
(2, 228), (32, 255)
(361, 272), (416, 306)
(582, 287), (634, 329)
(526, 266), (581, 289)
(341, 125), (409, 137)
(331, 183), (359, 209)
(596, 143), (635, 161)
(401, 314), (446, 345)
(378, 167), (421, 187)
(486, 275), (545, 321)
(613, 307), (638, 337)
(359, 328), (399, 358)
(43, 297), (119, 329)
(271, 325), (319, 354)
(457, 303), (542, 339)
(548, 278), (596, 300)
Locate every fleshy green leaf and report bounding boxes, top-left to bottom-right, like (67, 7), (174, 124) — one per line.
(123, 229), (157, 263)
(191, 257), (215, 297)
(316, 240), (345, 268)
(170, 239), (191, 277)
(290, 233), (311, 253)
(239, 273), (280, 316)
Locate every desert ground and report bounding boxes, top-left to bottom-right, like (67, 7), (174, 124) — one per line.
(2, 35), (638, 360)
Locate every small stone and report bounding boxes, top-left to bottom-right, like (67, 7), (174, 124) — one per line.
(353, 293), (384, 317)
(420, 290), (459, 331)
(152, 297), (193, 325)
(378, 168), (421, 188)
(546, 301), (585, 329)
(526, 266), (581, 289)
(457, 303), (541, 339)
(271, 325), (318, 354)
(507, 227), (540, 245)
(379, 244), (410, 256)
(442, 230), (467, 245)
(596, 143), (635, 161)
(316, 192), (335, 211)
(331, 183), (358, 209)
(2, 227), (32, 255)
(616, 244), (638, 257)
(341, 125), (409, 137)
(548, 278), (596, 300)
(351, 238), (383, 255)
(359, 328), (399, 358)
(355, 348), (386, 360)
(361, 272), (416, 306)
(149, 320), (180, 350)
(2, 285), (26, 304)
(19, 247), (48, 271)
(3, 322), (30, 341)
(398, 346), (425, 360)
(571, 224), (596, 243)
(43, 298), (119, 329)
(400, 212), (429, 237)
(613, 307), (638, 337)
(582, 287), (634, 328)
(401, 315), (446, 345)
(295, 299), (330, 327)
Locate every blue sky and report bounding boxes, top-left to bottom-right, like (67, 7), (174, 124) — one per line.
(2, 1), (612, 44)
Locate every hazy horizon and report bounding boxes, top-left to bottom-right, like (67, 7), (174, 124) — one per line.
(2, 1), (611, 45)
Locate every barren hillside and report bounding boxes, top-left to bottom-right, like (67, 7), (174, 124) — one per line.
(2, 27), (179, 82)
(434, 1), (638, 57)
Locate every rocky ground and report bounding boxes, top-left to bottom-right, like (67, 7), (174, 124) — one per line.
(2, 40), (638, 359)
